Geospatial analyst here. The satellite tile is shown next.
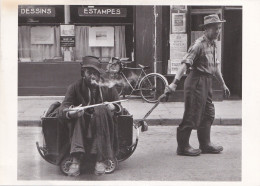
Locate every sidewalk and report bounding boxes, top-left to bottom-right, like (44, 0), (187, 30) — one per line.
(18, 96), (242, 126)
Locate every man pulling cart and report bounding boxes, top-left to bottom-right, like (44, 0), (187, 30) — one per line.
(165, 14), (230, 156)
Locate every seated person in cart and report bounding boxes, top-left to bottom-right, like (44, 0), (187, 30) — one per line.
(58, 57), (122, 176)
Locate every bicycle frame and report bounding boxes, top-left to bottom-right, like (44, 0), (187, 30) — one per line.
(119, 67), (147, 96)
(111, 59), (168, 102)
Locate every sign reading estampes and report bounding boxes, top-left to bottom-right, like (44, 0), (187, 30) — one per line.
(78, 7), (127, 17)
(18, 6), (55, 17)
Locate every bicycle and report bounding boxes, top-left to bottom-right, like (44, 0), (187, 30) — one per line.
(106, 57), (168, 103)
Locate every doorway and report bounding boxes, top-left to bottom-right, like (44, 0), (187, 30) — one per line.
(223, 8), (242, 99)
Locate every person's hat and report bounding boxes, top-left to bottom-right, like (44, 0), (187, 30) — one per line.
(81, 56), (105, 74)
(199, 14), (226, 27)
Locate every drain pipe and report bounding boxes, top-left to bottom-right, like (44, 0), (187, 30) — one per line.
(64, 5), (70, 24)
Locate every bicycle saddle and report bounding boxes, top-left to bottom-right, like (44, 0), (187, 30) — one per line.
(138, 64), (150, 70)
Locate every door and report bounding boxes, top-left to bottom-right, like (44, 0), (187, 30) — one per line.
(223, 8), (242, 99)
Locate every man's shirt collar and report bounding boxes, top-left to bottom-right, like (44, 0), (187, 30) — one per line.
(203, 35), (216, 47)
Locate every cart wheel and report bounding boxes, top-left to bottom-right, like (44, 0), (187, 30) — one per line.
(104, 158), (118, 174)
(116, 126), (139, 162)
(117, 142), (138, 162)
(60, 155), (73, 176)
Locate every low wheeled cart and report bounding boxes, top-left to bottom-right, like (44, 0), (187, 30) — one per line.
(36, 111), (143, 175)
(36, 93), (166, 175)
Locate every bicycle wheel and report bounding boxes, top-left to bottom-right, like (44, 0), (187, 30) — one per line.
(139, 73), (168, 103)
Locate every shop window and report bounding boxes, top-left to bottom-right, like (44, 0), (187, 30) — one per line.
(18, 26), (61, 62)
(18, 25), (126, 62)
(18, 5), (130, 63)
(74, 26), (126, 62)
(18, 5), (64, 62)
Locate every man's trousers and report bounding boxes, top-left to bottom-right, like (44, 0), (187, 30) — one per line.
(67, 106), (119, 162)
(178, 70), (215, 131)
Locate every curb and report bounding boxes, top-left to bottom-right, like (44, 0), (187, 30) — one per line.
(145, 118), (242, 126)
(18, 120), (41, 127)
(18, 118), (242, 127)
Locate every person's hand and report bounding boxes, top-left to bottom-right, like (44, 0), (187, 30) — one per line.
(104, 102), (116, 111)
(67, 104), (84, 119)
(68, 109), (84, 118)
(223, 84), (230, 98)
(164, 83), (177, 95)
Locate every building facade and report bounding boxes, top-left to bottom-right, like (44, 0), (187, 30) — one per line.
(18, 5), (242, 101)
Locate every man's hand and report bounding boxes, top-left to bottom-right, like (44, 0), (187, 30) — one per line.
(104, 102), (116, 111)
(164, 83), (177, 94)
(66, 104), (84, 119)
(68, 109), (85, 119)
(223, 84), (231, 98)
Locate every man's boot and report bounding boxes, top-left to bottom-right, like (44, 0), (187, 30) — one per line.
(197, 126), (223, 153)
(176, 127), (201, 156)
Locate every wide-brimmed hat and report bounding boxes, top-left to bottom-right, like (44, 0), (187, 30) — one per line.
(81, 56), (105, 74)
(199, 14), (226, 27)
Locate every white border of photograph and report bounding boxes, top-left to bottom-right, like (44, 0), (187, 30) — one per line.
(1, 0), (260, 186)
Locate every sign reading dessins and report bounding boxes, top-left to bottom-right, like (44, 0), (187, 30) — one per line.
(78, 7), (127, 17)
(18, 6), (55, 17)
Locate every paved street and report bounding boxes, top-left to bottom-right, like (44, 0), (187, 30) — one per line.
(18, 125), (241, 181)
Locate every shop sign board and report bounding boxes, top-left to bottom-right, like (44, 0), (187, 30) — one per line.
(19, 6), (55, 17)
(168, 33), (187, 74)
(171, 62), (181, 74)
(78, 7), (127, 17)
(171, 13), (186, 33)
(170, 50), (186, 60)
(171, 5), (187, 11)
(60, 25), (75, 47)
(168, 60), (182, 74)
(60, 36), (75, 47)
(170, 34), (187, 52)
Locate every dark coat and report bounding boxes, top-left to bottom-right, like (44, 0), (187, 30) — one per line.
(58, 78), (120, 161)
(58, 78), (120, 120)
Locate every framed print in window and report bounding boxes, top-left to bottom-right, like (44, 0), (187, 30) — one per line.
(89, 27), (114, 47)
(31, 26), (54, 44)
(60, 24), (75, 36)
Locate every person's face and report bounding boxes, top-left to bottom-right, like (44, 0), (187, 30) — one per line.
(83, 67), (100, 85)
(205, 23), (222, 40)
